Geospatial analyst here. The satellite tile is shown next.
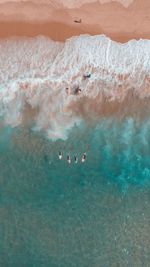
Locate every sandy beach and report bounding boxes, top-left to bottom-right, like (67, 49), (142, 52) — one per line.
(1, 2), (150, 267)
(0, 0), (149, 42)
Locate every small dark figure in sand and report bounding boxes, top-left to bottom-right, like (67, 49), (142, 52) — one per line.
(74, 156), (78, 163)
(58, 151), (63, 160)
(67, 155), (71, 164)
(83, 74), (91, 80)
(81, 153), (86, 163)
(74, 19), (82, 23)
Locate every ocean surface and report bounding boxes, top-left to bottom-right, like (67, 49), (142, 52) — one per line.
(0, 35), (150, 266)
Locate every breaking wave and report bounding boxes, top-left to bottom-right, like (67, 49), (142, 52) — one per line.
(0, 34), (150, 139)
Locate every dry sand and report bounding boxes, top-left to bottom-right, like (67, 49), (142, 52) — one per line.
(0, 0), (149, 42)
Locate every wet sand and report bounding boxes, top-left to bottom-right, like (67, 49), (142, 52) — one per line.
(0, 0), (149, 42)
(0, 21), (149, 43)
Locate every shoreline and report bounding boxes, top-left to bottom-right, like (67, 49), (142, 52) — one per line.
(0, 21), (149, 43)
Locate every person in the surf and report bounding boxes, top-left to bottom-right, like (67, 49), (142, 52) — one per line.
(66, 87), (71, 95)
(74, 19), (82, 23)
(67, 155), (71, 164)
(44, 155), (49, 162)
(58, 151), (63, 160)
(74, 86), (81, 95)
(83, 73), (91, 80)
(74, 155), (78, 163)
(81, 152), (86, 163)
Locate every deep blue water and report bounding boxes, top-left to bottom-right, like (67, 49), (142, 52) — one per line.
(0, 118), (150, 266)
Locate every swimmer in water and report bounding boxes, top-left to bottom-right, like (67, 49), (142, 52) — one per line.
(74, 86), (81, 95)
(66, 87), (71, 96)
(77, 88), (81, 95)
(44, 155), (48, 162)
(74, 156), (78, 163)
(81, 153), (86, 163)
(83, 74), (91, 80)
(67, 155), (71, 164)
(58, 151), (63, 160)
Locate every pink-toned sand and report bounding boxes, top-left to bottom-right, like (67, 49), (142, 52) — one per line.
(0, 0), (149, 42)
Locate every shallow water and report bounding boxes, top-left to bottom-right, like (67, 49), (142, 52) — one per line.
(0, 117), (150, 266)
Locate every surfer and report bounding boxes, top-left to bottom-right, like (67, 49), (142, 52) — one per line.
(81, 153), (86, 163)
(44, 155), (48, 162)
(74, 86), (81, 95)
(58, 151), (63, 160)
(66, 87), (71, 95)
(67, 155), (71, 164)
(83, 73), (91, 79)
(74, 156), (78, 163)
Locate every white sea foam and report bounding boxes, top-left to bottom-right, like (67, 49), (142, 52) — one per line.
(0, 35), (150, 139)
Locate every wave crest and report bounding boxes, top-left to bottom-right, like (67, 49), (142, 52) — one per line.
(0, 35), (150, 139)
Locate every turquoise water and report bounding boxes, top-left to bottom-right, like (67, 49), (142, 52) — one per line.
(0, 118), (150, 266)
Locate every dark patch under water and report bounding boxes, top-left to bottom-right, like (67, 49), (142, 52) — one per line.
(0, 118), (150, 267)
